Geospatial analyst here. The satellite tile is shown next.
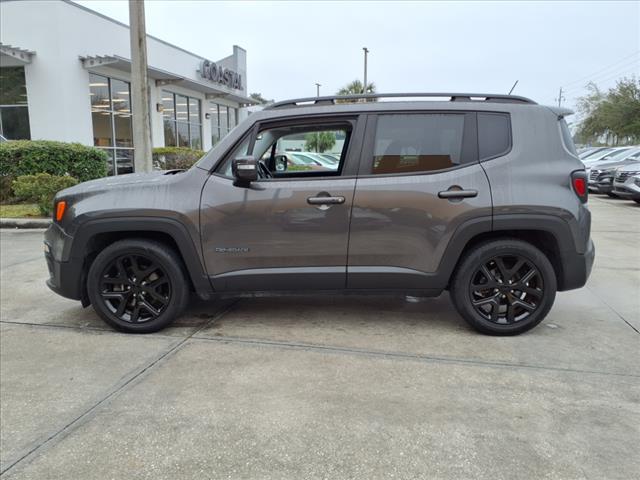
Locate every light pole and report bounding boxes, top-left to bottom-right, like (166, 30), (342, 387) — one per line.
(362, 47), (369, 94)
(315, 82), (321, 97)
(129, 0), (152, 173)
(314, 83), (321, 151)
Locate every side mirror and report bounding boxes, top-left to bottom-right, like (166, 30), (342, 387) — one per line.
(232, 156), (258, 187)
(275, 154), (288, 172)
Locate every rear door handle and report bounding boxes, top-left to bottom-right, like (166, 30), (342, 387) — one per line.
(438, 189), (478, 199)
(307, 196), (345, 205)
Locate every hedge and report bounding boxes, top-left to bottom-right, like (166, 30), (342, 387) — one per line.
(0, 140), (108, 201)
(152, 147), (205, 170)
(12, 173), (79, 216)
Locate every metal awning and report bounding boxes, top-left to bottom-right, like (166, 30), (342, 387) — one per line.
(79, 54), (257, 106)
(0, 44), (35, 65)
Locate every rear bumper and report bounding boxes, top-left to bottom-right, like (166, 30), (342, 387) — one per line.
(558, 238), (595, 291)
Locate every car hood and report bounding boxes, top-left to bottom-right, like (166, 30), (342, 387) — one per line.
(616, 161), (640, 173)
(58, 170), (185, 197)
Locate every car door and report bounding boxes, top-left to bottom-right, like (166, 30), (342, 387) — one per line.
(347, 111), (493, 290)
(200, 115), (365, 292)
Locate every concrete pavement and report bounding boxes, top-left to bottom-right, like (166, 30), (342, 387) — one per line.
(1, 196), (639, 479)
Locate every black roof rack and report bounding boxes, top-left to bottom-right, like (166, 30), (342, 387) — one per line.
(264, 92), (537, 110)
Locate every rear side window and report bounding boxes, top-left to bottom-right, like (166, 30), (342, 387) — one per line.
(559, 118), (578, 156)
(477, 113), (511, 160)
(372, 114), (465, 174)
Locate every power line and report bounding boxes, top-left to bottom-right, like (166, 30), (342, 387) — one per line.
(563, 65), (639, 96)
(561, 51), (640, 88)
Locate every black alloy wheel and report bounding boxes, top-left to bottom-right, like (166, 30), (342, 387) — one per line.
(469, 255), (543, 325)
(87, 239), (189, 333)
(450, 238), (557, 335)
(99, 254), (171, 324)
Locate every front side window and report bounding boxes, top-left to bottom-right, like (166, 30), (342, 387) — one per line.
(162, 91), (202, 149)
(89, 73), (133, 175)
(372, 114), (465, 174)
(217, 124), (350, 178)
(0, 66), (31, 140)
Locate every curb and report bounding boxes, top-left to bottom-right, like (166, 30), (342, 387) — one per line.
(0, 218), (51, 229)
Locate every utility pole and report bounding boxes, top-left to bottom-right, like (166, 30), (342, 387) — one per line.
(362, 47), (369, 94)
(129, 0), (152, 173)
(315, 83), (321, 151)
(557, 87), (565, 107)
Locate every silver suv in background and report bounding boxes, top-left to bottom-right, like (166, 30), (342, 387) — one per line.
(613, 163), (640, 203)
(44, 92), (594, 336)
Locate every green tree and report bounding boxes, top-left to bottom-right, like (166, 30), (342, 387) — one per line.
(336, 80), (377, 103)
(250, 92), (272, 104)
(576, 77), (640, 145)
(305, 131), (336, 153)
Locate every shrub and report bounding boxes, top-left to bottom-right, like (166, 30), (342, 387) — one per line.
(0, 140), (108, 200)
(152, 147), (205, 170)
(12, 174), (79, 216)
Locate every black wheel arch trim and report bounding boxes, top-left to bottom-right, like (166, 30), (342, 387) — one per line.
(66, 217), (213, 300)
(436, 213), (589, 292)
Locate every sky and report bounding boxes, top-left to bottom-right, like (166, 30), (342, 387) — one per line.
(76, 0), (639, 114)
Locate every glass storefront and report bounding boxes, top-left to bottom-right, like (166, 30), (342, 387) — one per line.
(209, 103), (238, 146)
(0, 66), (31, 139)
(89, 73), (133, 175)
(162, 91), (202, 149)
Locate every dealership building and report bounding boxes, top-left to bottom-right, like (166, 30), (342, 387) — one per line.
(0, 0), (254, 174)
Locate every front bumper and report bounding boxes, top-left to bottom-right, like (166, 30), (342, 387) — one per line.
(612, 180), (640, 199)
(588, 177), (614, 194)
(44, 224), (84, 301)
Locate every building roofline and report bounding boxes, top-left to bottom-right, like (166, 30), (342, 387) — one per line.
(60, 0), (240, 63)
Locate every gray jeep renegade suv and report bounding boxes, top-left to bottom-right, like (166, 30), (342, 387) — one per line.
(44, 93), (594, 335)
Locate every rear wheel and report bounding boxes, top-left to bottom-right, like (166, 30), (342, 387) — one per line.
(87, 239), (189, 333)
(450, 239), (557, 335)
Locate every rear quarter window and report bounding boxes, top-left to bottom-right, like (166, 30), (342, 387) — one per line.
(477, 113), (511, 160)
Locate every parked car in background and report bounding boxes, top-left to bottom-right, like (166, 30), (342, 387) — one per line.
(580, 147), (616, 161)
(612, 163), (640, 203)
(579, 146), (612, 160)
(583, 146), (633, 167)
(588, 148), (640, 196)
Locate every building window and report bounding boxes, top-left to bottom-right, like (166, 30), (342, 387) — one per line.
(0, 66), (31, 140)
(209, 103), (238, 146)
(89, 73), (133, 175)
(162, 91), (202, 149)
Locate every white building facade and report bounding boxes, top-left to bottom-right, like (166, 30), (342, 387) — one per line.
(0, 0), (254, 174)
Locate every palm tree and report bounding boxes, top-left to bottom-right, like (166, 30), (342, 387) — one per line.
(337, 79), (376, 97)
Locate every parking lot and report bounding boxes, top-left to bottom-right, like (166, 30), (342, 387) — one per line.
(0, 196), (638, 479)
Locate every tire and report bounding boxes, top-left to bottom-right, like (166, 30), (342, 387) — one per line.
(87, 239), (189, 333)
(607, 192), (618, 198)
(634, 199), (640, 204)
(450, 239), (557, 335)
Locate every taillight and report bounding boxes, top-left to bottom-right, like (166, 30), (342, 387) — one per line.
(571, 170), (588, 203)
(55, 200), (67, 222)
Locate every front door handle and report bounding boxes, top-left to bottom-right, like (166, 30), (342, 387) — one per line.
(438, 188), (478, 199)
(307, 195), (346, 205)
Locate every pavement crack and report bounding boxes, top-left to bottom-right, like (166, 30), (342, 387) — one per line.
(189, 333), (640, 379)
(0, 299), (240, 477)
(585, 285), (640, 335)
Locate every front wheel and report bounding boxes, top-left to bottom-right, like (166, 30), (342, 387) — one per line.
(87, 239), (189, 333)
(450, 239), (557, 335)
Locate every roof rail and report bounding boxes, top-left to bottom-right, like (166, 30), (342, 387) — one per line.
(264, 92), (537, 110)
